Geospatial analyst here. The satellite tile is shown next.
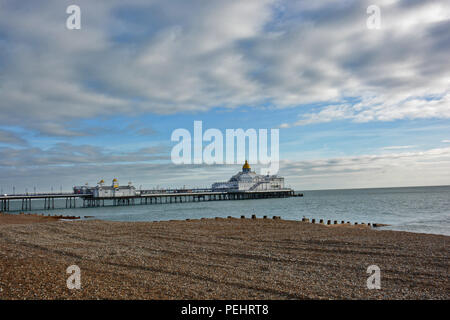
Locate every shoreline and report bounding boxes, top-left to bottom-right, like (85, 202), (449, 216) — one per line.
(0, 212), (80, 225)
(1, 212), (447, 237)
(0, 216), (448, 299)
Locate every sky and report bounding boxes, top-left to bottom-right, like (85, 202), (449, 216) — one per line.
(0, 0), (449, 192)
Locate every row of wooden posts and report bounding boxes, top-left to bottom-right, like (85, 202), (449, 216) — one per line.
(191, 215), (376, 227)
(301, 217), (376, 227)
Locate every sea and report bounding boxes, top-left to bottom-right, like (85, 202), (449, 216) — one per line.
(6, 186), (450, 236)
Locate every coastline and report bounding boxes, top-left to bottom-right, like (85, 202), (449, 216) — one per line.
(0, 212), (81, 225)
(0, 215), (448, 299)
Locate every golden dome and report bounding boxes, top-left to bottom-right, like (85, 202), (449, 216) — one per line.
(243, 160), (251, 170)
(113, 178), (117, 182)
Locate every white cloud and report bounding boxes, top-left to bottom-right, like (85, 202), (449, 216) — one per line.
(279, 147), (450, 189)
(282, 93), (450, 127)
(381, 145), (416, 150)
(0, 0), (449, 135)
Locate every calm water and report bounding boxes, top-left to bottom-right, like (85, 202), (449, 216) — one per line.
(7, 186), (450, 236)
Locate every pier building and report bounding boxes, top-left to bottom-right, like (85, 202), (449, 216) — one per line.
(212, 161), (285, 191)
(74, 179), (137, 197)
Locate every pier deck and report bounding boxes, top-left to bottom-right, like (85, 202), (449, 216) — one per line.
(0, 189), (300, 212)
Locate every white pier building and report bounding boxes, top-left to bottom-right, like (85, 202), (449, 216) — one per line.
(212, 161), (285, 192)
(74, 179), (137, 198)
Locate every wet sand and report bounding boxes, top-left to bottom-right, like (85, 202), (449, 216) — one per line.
(0, 217), (448, 299)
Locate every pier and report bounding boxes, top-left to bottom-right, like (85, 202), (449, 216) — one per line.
(0, 189), (299, 212)
(0, 162), (303, 213)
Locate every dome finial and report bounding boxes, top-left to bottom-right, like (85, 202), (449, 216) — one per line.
(243, 160), (251, 172)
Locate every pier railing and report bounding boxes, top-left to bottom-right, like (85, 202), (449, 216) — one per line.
(0, 188), (297, 212)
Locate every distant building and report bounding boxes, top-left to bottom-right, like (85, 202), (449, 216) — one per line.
(73, 183), (93, 195)
(212, 161), (285, 191)
(74, 179), (136, 198)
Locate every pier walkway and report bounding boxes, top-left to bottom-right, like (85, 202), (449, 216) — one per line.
(0, 189), (300, 212)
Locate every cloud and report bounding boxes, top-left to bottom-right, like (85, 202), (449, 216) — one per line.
(0, 143), (170, 168)
(0, 0), (449, 136)
(0, 0), (449, 192)
(442, 140), (450, 143)
(0, 129), (28, 146)
(278, 146), (450, 189)
(1, 141), (449, 192)
(381, 145), (416, 150)
(123, 120), (157, 136)
(281, 93), (450, 128)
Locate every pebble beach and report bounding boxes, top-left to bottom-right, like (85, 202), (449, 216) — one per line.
(0, 215), (448, 299)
